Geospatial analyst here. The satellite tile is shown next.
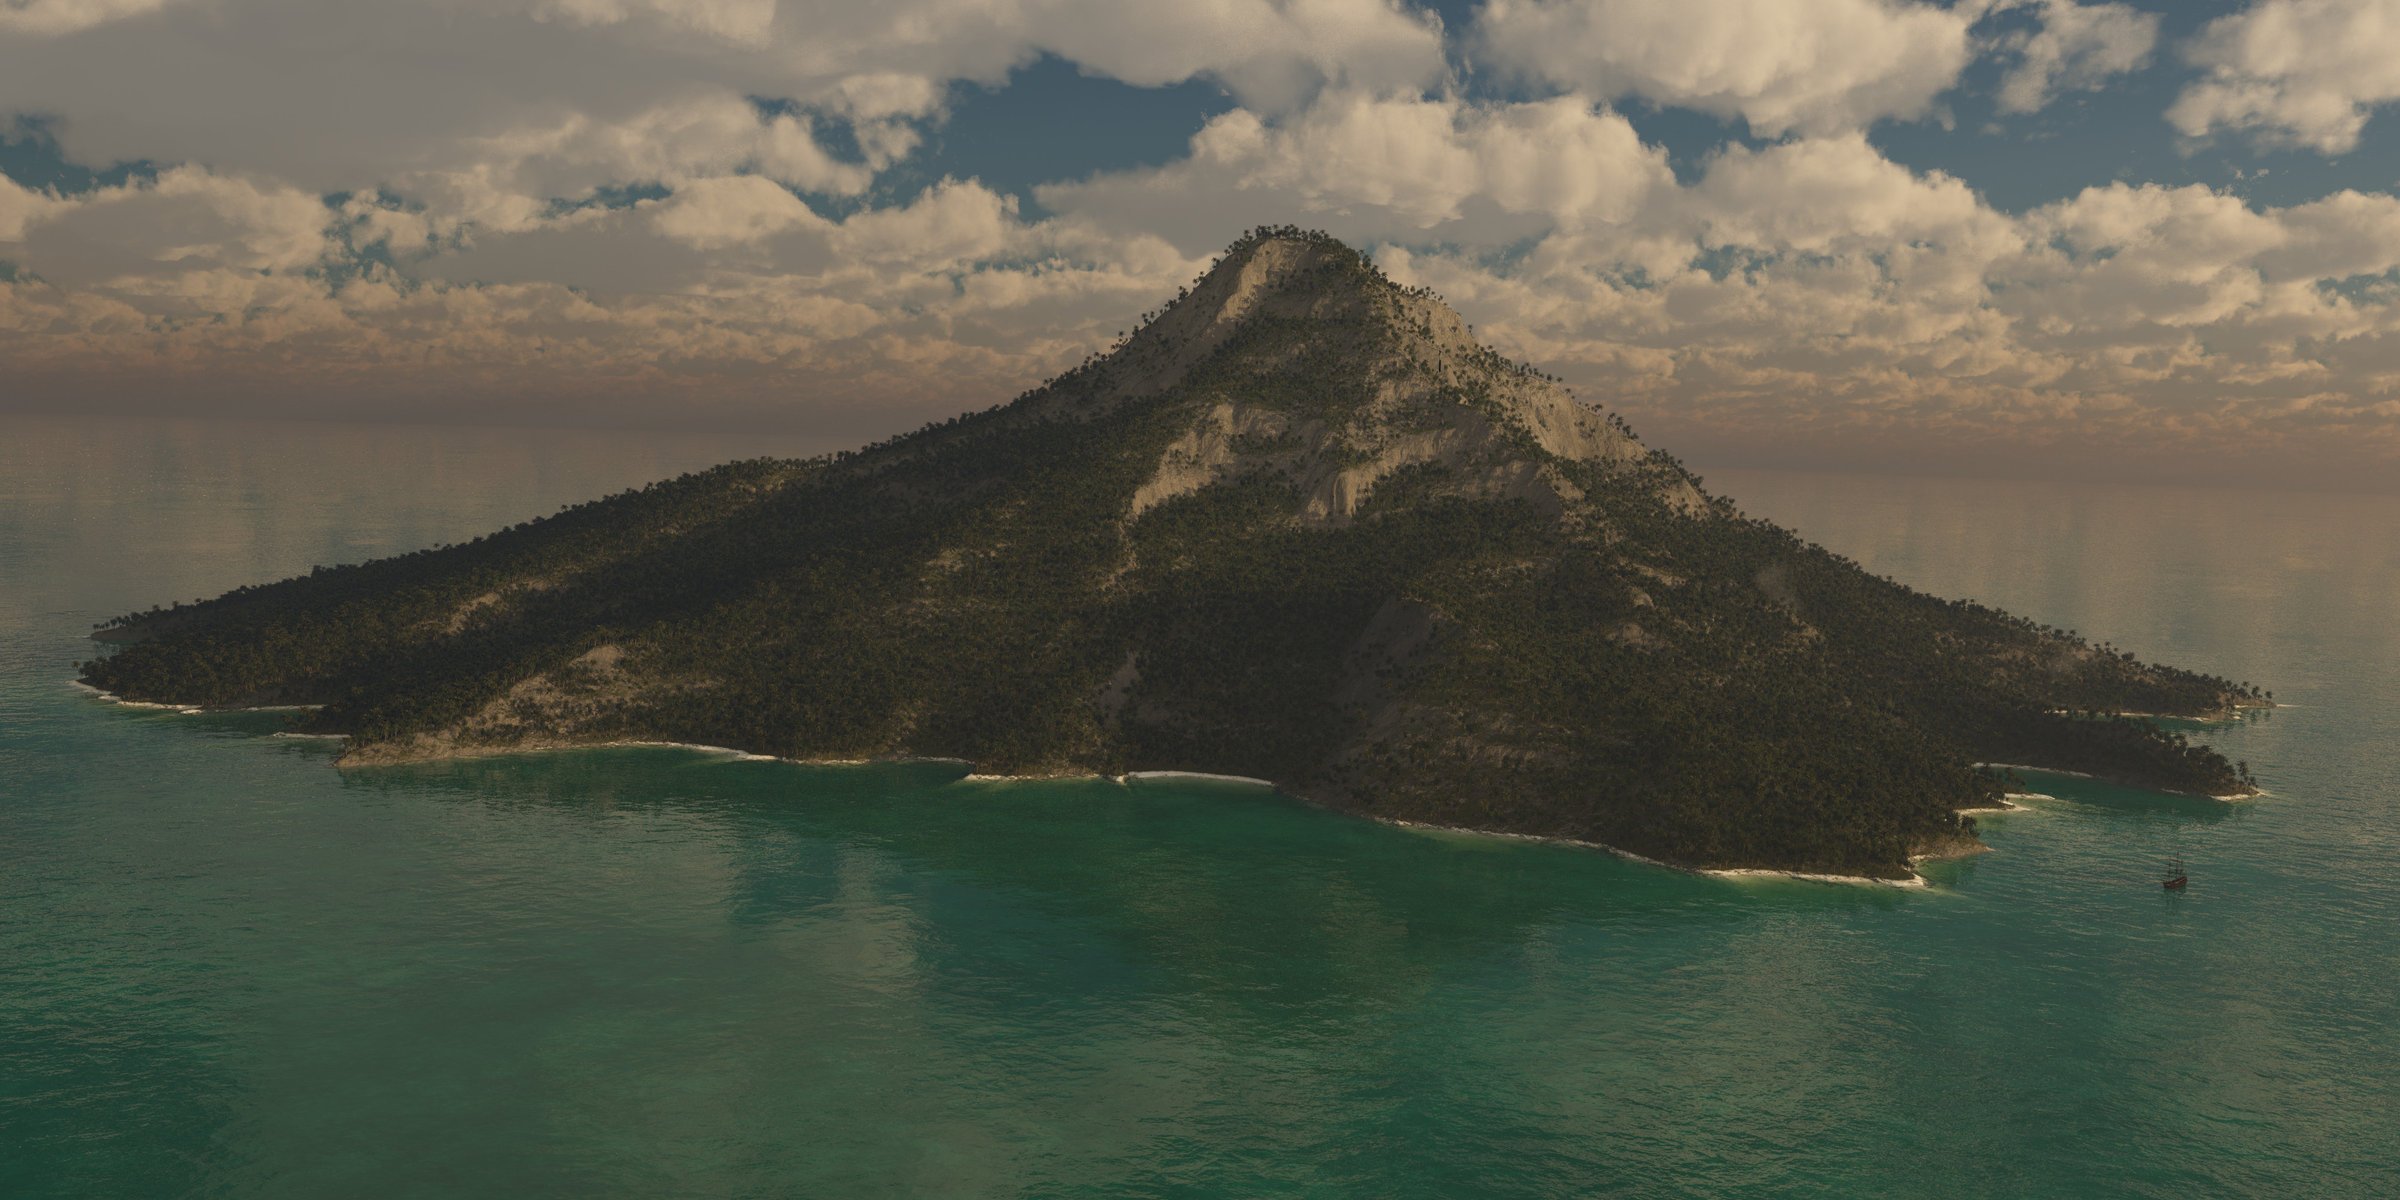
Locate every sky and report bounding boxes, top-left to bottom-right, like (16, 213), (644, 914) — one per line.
(5, 0), (2400, 488)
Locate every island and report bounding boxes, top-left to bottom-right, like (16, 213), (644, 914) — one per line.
(81, 228), (2268, 881)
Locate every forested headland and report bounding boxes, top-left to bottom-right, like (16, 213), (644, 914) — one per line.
(84, 229), (2267, 879)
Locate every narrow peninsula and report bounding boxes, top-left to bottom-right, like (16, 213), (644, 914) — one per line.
(82, 229), (2267, 880)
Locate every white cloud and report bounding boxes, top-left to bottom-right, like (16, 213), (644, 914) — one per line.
(1689, 134), (2007, 257)
(0, 187), (1214, 433)
(7, 115), (2400, 480)
(1473, 0), (1975, 136)
(2012, 183), (2290, 328)
(401, 93), (874, 234)
(2169, 0), (2400, 153)
(0, 0), (1443, 215)
(0, 174), (60, 242)
(17, 167), (332, 287)
(1462, 96), (1671, 229)
(907, 93), (2400, 476)
(4, 0), (2400, 481)
(834, 178), (1022, 268)
(1992, 0), (2159, 114)
(648, 175), (826, 250)
(535, 0), (782, 47)
(520, 0), (1445, 109)
(833, 73), (946, 121)
(1040, 91), (1673, 250)
(1030, 0), (1447, 110)
(2257, 189), (2400, 283)
(0, 0), (182, 37)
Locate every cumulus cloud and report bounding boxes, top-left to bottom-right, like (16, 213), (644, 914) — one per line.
(1402, 168), (2400, 473)
(1032, 0), (1446, 110)
(1038, 85), (2400, 475)
(14, 166), (332, 287)
(5, 0), (2400, 484)
(535, 0), (783, 47)
(0, 0), (1439, 196)
(1687, 135), (2007, 257)
(404, 93), (875, 235)
(2169, 0), (2400, 153)
(0, 173), (59, 242)
(647, 174), (826, 250)
(1041, 92), (1673, 250)
(0, 0), (182, 37)
(1991, 0), (2159, 114)
(0, 158), (1213, 433)
(521, 0), (1446, 108)
(1473, 0), (1975, 136)
(835, 178), (1022, 267)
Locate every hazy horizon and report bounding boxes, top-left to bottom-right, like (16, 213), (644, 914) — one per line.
(7, 1), (2400, 490)
(11, 407), (2395, 507)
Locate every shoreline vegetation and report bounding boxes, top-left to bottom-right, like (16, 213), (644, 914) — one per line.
(1381, 817), (1936, 888)
(1976, 761), (2264, 803)
(70, 678), (2244, 889)
(72, 676), (1936, 888)
(75, 229), (2272, 880)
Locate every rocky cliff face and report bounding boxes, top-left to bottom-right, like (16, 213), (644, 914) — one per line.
(83, 229), (2264, 879)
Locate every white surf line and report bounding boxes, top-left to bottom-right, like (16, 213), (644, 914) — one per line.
(953, 767), (1280, 787)
(1958, 792), (2048, 814)
(1974, 762), (2100, 779)
(67, 679), (187, 710)
(1703, 866), (1929, 890)
(1380, 816), (1926, 889)
(396, 739), (969, 768)
(66, 679), (323, 714)
(601, 739), (794, 760)
(48, 682), (1956, 888)
(1122, 770), (1278, 787)
(2046, 708), (2250, 721)
(1982, 762), (2264, 803)
(605, 743), (980, 768)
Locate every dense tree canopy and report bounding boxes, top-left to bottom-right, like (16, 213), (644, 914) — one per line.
(84, 230), (2263, 879)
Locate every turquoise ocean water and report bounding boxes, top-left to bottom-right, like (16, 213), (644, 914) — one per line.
(4, 415), (2395, 1197)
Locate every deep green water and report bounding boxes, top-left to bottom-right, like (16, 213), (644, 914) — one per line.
(4, 415), (2396, 1198)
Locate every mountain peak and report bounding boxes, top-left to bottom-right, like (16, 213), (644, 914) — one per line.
(1070, 228), (1687, 522)
(1073, 228), (1407, 402)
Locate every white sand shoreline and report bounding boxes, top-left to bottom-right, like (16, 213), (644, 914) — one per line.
(2046, 709), (2245, 722)
(1959, 791), (2057, 814)
(1123, 770), (1277, 787)
(68, 679), (186, 710)
(1380, 817), (1928, 889)
(1978, 761), (2260, 803)
(603, 742), (986, 769)
(1975, 762), (2100, 779)
(66, 679), (1953, 888)
(68, 679), (322, 714)
(1708, 866), (1930, 889)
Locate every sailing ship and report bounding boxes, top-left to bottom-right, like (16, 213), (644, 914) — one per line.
(2161, 855), (2188, 891)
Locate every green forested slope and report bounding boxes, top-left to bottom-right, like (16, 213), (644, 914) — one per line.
(83, 229), (2265, 878)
